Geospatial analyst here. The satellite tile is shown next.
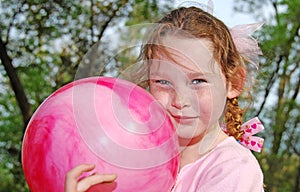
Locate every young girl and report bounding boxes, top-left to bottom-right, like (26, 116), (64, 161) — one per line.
(65, 6), (264, 192)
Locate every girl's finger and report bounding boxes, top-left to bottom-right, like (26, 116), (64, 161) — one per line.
(77, 174), (117, 192)
(67, 164), (96, 179)
(64, 164), (96, 192)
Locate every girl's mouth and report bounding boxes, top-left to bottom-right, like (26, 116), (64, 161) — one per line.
(170, 114), (198, 124)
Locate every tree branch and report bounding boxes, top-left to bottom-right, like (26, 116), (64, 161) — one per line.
(255, 56), (281, 116)
(271, 0), (280, 25)
(90, 0), (95, 45)
(256, 14), (300, 117)
(5, 0), (26, 44)
(0, 38), (31, 126)
(97, 0), (130, 41)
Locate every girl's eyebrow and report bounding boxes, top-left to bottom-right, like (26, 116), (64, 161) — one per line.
(149, 71), (216, 80)
(149, 71), (170, 76)
(186, 72), (215, 78)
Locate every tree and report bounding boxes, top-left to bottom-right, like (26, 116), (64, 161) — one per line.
(0, 0), (172, 190)
(234, 0), (300, 191)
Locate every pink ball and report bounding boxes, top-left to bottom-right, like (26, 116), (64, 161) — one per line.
(22, 77), (179, 192)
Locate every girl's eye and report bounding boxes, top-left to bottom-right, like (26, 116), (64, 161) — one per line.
(191, 79), (207, 85)
(156, 80), (171, 85)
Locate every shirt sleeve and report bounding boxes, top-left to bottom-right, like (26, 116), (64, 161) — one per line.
(196, 155), (264, 192)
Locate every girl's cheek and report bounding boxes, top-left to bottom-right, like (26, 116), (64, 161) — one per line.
(193, 87), (210, 101)
(150, 88), (170, 108)
(194, 89), (213, 114)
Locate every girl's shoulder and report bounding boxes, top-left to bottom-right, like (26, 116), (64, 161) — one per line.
(175, 137), (264, 192)
(181, 136), (262, 174)
(215, 136), (255, 156)
(200, 136), (263, 183)
(206, 136), (261, 166)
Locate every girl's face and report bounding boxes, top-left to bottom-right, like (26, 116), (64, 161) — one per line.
(149, 36), (231, 144)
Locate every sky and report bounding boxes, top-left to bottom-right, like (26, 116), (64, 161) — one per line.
(213, 0), (256, 26)
(174, 0), (270, 28)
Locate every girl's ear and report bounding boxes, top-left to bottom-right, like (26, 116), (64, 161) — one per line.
(227, 67), (247, 99)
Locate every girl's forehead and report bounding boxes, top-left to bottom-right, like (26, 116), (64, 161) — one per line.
(161, 35), (213, 56)
(152, 36), (221, 75)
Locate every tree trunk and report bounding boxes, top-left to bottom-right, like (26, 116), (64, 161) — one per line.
(0, 38), (31, 127)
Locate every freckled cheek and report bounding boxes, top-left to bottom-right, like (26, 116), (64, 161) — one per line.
(193, 89), (225, 124)
(194, 91), (213, 116)
(150, 88), (170, 109)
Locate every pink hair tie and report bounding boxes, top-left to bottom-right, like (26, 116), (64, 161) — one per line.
(221, 117), (265, 152)
(230, 23), (264, 70)
(238, 117), (265, 152)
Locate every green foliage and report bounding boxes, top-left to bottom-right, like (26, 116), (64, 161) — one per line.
(0, 0), (173, 191)
(0, 85), (27, 191)
(235, 0), (300, 191)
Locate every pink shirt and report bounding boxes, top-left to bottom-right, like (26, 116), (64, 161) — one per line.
(172, 137), (264, 192)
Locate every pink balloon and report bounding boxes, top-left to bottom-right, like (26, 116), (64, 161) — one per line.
(22, 77), (179, 192)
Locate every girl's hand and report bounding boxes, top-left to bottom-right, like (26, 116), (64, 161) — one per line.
(64, 164), (117, 192)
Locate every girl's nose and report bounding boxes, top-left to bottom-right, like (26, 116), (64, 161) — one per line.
(171, 89), (191, 109)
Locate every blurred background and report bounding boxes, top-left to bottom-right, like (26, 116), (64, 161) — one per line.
(0, 0), (299, 191)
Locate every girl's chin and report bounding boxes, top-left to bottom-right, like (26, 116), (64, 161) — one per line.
(177, 135), (203, 146)
(176, 130), (205, 146)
